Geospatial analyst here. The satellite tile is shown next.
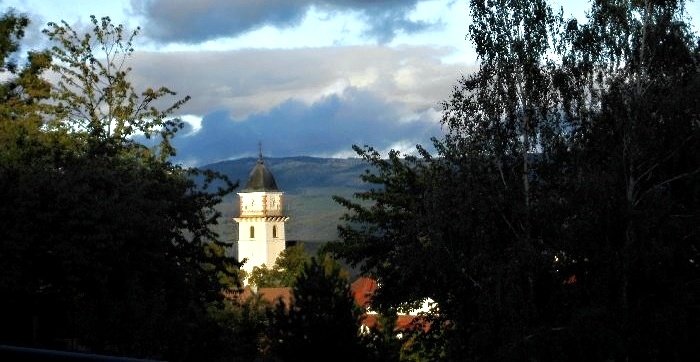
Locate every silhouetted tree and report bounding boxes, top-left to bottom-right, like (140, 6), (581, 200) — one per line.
(0, 15), (240, 360)
(334, 0), (699, 360)
(267, 254), (366, 361)
(550, 0), (700, 359)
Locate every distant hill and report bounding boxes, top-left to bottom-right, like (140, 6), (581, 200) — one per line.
(201, 157), (374, 243)
(204, 156), (370, 191)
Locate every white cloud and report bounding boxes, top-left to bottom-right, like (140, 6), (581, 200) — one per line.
(128, 45), (464, 121)
(179, 114), (203, 135)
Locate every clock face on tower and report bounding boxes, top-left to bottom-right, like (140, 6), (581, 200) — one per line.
(240, 193), (283, 216)
(241, 195), (263, 215)
(267, 194), (282, 212)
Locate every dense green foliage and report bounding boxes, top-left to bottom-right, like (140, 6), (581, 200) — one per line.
(0, 14), (239, 360)
(207, 294), (271, 361)
(266, 254), (366, 361)
(334, 0), (700, 360)
(248, 243), (310, 288)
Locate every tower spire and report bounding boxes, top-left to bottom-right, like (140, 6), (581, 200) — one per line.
(258, 141), (263, 163)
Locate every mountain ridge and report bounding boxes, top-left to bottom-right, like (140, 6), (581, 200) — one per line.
(203, 156), (370, 191)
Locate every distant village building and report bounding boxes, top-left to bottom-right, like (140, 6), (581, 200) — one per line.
(234, 150), (289, 282)
(351, 277), (433, 336)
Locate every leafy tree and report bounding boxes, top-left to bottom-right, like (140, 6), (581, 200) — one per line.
(267, 254), (366, 361)
(0, 10), (56, 161)
(44, 15), (188, 159)
(336, 0), (565, 358)
(334, 0), (699, 360)
(334, 144), (492, 358)
(207, 294), (271, 361)
(551, 0), (700, 359)
(0, 15), (240, 360)
(248, 243), (310, 288)
(0, 9), (69, 347)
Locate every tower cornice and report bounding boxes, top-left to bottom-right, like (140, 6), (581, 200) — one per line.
(234, 216), (290, 222)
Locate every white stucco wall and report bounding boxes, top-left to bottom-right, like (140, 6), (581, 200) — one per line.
(234, 191), (288, 280)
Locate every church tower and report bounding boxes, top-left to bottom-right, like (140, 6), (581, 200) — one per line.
(234, 150), (289, 279)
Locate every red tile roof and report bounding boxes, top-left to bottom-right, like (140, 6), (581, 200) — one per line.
(350, 277), (378, 308)
(351, 277), (432, 333)
(361, 314), (431, 333)
(237, 287), (293, 307)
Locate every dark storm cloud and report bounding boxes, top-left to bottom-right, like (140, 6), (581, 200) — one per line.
(131, 0), (437, 44)
(315, 0), (438, 43)
(167, 87), (443, 166)
(130, 0), (306, 44)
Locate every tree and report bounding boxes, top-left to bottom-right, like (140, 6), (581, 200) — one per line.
(0, 10), (63, 350)
(207, 294), (271, 361)
(336, 0), (566, 358)
(0, 10), (56, 162)
(552, 0), (700, 359)
(44, 15), (188, 159)
(334, 0), (699, 360)
(0, 15), (241, 360)
(267, 254), (366, 361)
(248, 243), (310, 288)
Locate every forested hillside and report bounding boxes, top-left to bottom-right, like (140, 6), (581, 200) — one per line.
(205, 156), (369, 191)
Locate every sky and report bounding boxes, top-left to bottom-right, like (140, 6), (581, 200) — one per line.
(2, 0), (699, 166)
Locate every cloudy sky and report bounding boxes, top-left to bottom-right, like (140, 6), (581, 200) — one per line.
(2, 0), (699, 166)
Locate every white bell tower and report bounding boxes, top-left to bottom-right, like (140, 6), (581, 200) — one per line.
(234, 148), (289, 280)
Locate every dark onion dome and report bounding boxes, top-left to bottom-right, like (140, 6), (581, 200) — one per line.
(243, 158), (280, 191)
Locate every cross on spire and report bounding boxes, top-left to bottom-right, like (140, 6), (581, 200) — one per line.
(258, 141), (263, 163)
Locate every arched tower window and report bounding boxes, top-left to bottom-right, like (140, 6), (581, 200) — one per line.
(273, 225), (277, 238)
(250, 226), (255, 238)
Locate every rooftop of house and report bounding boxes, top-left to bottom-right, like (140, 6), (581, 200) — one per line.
(351, 277), (378, 309)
